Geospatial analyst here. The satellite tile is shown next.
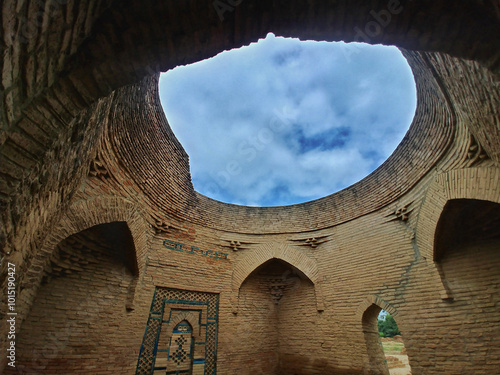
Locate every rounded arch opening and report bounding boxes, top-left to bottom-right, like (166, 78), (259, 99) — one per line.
(362, 304), (411, 375)
(111, 46), (455, 234)
(159, 34), (417, 207)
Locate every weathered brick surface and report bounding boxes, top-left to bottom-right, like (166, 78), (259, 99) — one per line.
(1, 1), (500, 374)
(11, 223), (145, 374)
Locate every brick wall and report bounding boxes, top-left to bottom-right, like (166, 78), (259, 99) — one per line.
(8, 223), (145, 374)
(1, 1), (500, 374)
(227, 272), (280, 374)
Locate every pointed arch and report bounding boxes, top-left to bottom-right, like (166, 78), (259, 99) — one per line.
(416, 167), (500, 261)
(20, 196), (150, 315)
(231, 242), (325, 312)
(357, 296), (401, 375)
(165, 311), (201, 339)
(415, 167), (500, 300)
(41, 196), (148, 275)
(356, 295), (399, 321)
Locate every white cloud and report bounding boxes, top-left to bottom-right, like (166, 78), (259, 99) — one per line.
(159, 34), (416, 206)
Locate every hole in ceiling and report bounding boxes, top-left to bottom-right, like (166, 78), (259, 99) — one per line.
(159, 33), (416, 207)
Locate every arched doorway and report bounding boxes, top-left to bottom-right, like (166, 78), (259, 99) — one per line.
(378, 310), (411, 375)
(363, 304), (390, 375)
(362, 304), (411, 375)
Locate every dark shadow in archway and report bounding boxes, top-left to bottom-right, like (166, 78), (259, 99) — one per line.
(431, 199), (500, 371)
(12, 222), (139, 374)
(435, 199), (500, 261)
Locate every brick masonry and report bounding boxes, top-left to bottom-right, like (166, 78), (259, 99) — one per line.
(1, 1), (500, 374)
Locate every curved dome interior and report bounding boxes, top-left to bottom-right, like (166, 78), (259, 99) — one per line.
(2, 2), (500, 374)
(159, 34), (416, 206)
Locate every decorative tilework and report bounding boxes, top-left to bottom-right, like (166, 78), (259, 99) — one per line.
(172, 334), (189, 365)
(136, 287), (219, 375)
(163, 240), (229, 260)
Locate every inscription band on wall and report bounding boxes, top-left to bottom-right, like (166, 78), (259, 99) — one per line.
(163, 240), (229, 260)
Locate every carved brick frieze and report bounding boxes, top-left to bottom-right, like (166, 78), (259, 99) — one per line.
(290, 235), (330, 248)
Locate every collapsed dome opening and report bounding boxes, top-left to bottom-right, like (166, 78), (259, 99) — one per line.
(159, 33), (416, 207)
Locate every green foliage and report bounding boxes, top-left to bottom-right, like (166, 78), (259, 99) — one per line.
(377, 313), (401, 338)
(382, 341), (404, 354)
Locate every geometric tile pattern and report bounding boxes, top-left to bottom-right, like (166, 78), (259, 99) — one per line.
(172, 337), (188, 365)
(136, 287), (219, 374)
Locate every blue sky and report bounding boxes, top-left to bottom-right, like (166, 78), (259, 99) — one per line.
(159, 33), (416, 207)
